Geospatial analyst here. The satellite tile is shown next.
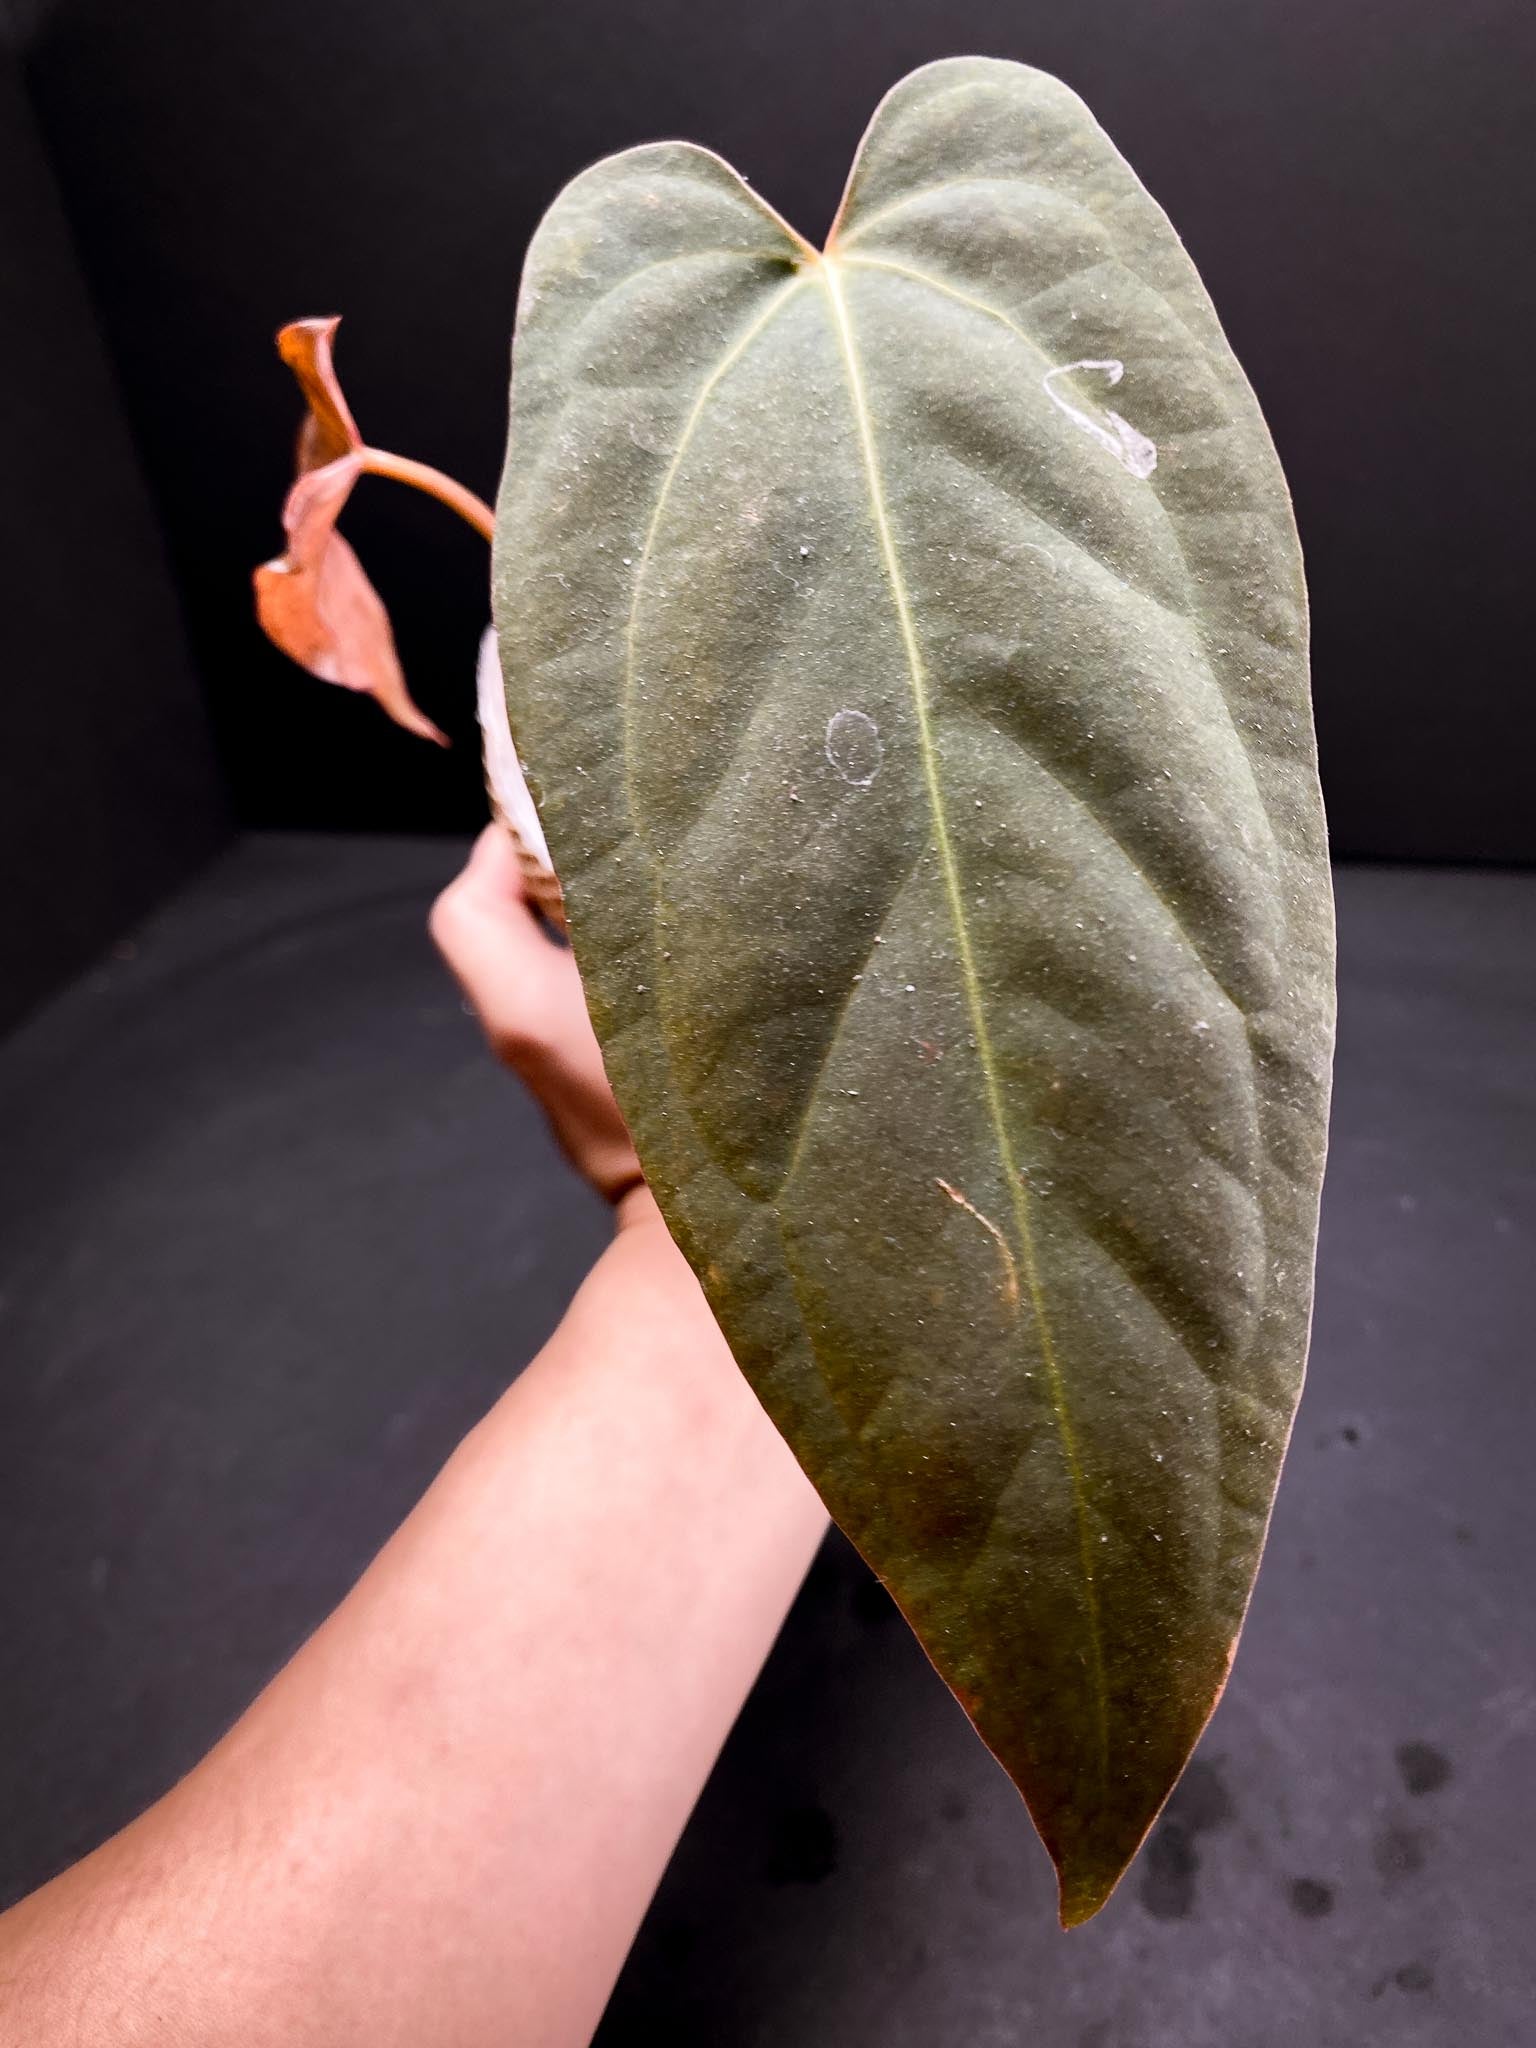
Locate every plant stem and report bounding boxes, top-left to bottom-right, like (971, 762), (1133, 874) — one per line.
(359, 447), (495, 541)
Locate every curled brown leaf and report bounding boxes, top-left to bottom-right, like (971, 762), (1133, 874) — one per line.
(254, 451), (447, 745)
(253, 315), (563, 911)
(279, 316), (362, 472)
(254, 315), (447, 744)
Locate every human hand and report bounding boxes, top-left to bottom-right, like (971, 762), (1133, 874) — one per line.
(431, 825), (645, 1208)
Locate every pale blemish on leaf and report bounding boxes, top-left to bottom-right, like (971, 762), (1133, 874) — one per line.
(825, 707), (885, 786)
(1042, 359), (1158, 479)
(936, 1178), (1020, 1311)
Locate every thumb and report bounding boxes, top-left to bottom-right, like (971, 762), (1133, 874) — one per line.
(430, 825), (584, 1056)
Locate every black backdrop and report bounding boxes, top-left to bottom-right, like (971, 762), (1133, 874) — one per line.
(12, 0), (1536, 859)
(0, 39), (227, 1033)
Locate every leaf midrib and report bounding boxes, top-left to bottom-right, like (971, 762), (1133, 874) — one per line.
(613, 236), (1115, 1771)
(818, 254), (1111, 1777)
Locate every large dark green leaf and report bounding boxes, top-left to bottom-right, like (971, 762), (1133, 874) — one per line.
(493, 57), (1334, 1924)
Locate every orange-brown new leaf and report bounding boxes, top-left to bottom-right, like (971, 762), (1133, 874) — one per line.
(279, 316), (362, 472)
(254, 451), (448, 746)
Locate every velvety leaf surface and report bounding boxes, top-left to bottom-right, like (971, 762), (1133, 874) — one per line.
(493, 57), (1334, 1924)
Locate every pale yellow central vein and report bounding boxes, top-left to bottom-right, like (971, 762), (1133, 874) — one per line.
(819, 254), (1110, 1778)
(843, 251), (1041, 352)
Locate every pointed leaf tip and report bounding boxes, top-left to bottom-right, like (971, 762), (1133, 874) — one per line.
(1055, 1855), (1127, 1930)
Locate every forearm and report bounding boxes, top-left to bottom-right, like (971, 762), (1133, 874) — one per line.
(0, 1194), (826, 2047)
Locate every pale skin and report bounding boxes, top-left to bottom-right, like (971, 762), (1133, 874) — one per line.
(0, 826), (828, 2047)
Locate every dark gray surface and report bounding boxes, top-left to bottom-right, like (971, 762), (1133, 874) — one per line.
(0, 834), (611, 1889)
(1, 839), (1532, 2044)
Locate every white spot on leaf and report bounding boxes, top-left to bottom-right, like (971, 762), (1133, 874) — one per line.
(1042, 359), (1158, 479)
(825, 707), (884, 786)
